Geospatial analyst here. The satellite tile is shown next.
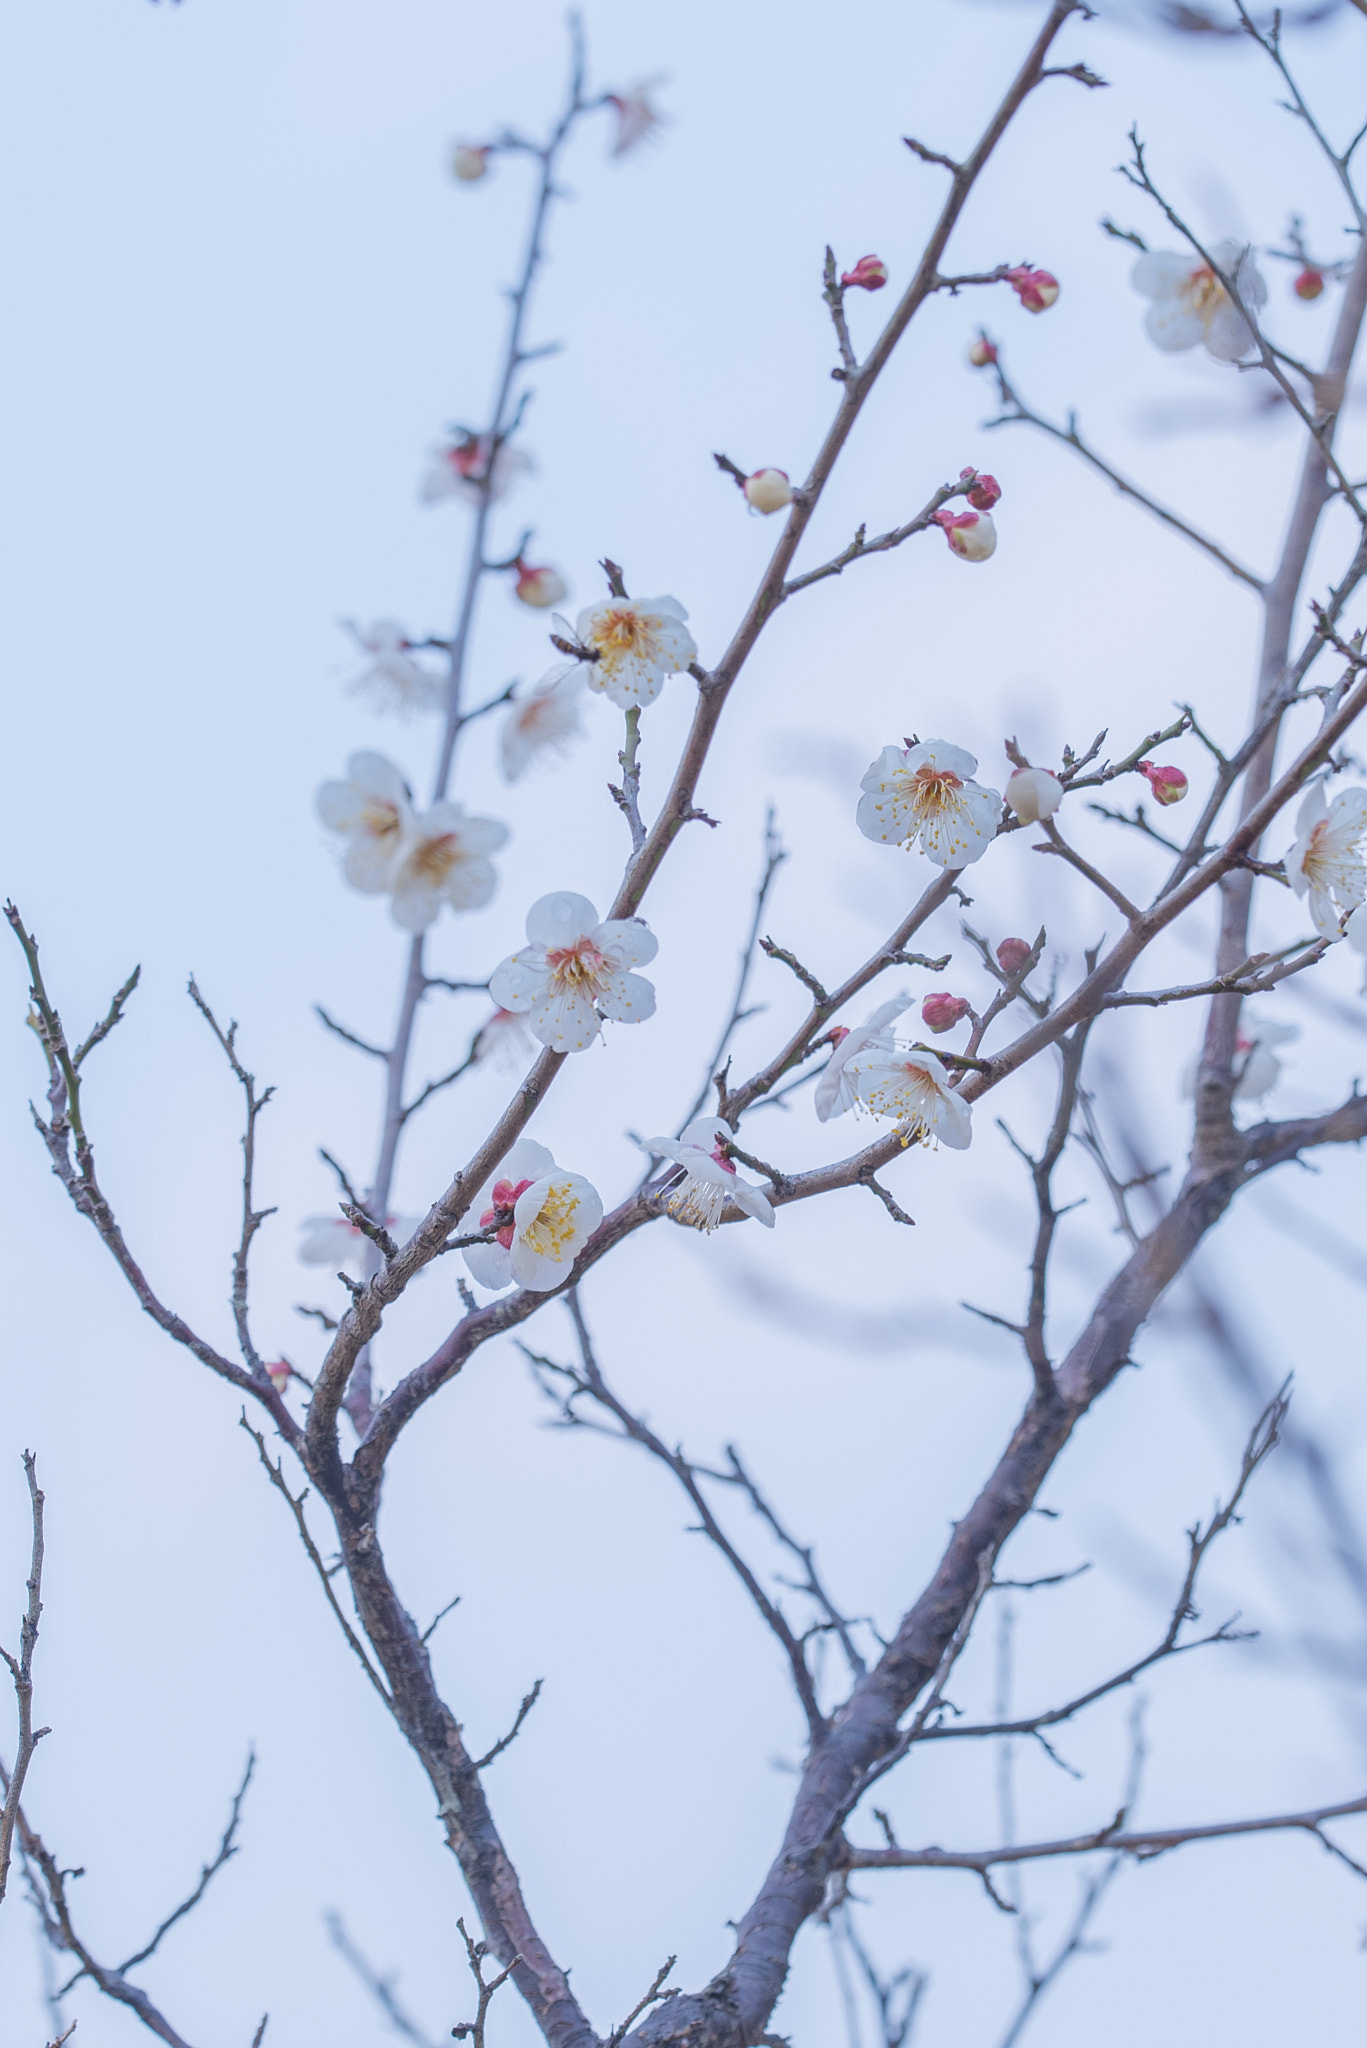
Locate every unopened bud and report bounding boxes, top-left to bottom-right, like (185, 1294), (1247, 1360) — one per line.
(933, 508), (996, 562)
(1138, 760), (1188, 807)
(960, 468), (1001, 512)
(997, 937), (1032, 979)
(514, 561), (568, 609)
(840, 255), (888, 292)
(266, 1361), (292, 1395)
(1006, 266), (1060, 314)
(451, 144), (492, 183)
(1294, 266), (1325, 302)
(744, 468), (793, 515)
(968, 335), (998, 367)
(825, 1025), (850, 1048)
(921, 992), (971, 1034)
(1005, 765), (1063, 824)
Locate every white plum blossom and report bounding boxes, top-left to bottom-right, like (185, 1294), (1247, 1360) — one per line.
(744, 469), (793, 515)
(388, 805), (509, 933)
(341, 618), (444, 718)
(316, 752), (413, 894)
(814, 995), (912, 1123)
(574, 596), (697, 710)
(1286, 781), (1367, 938)
(421, 432), (533, 507)
(857, 741), (1002, 868)
(1005, 766), (1063, 824)
(514, 561), (568, 609)
(474, 1007), (536, 1070)
(1181, 1016), (1299, 1102)
(463, 1139), (602, 1293)
(845, 1043), (973, 1150)
(640, 1118), (776, 1233)
(1131, 241), (1268, 363)
(489, 892), (658, 1052)
(500, 667), (584, 782)
(606, 81), (664, 157)
(298, 1212), (416, 1272)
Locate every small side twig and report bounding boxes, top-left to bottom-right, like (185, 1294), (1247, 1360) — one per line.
(0, 1452), (48, 1906)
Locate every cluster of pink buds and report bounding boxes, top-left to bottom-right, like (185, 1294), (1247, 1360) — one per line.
(1006, 266), (1059, 314)
(513, 560), (568, 609)
(997, 937), (1032, 979)
(841, 254), (888, 292)
(968, 334), (998, 368)
(1294, 266), (1325, 302)
(933, 507), (996, 561)
(743, 468), (793, 515)
(960, 467), (1001, 511)
(1138, 760), (1188, 806)
(451, 143), (492, 183)
(921, 992), (971, 1034)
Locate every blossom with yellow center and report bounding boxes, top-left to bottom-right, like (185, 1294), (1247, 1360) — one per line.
(1286, 781), (1367, 938)
(388, 802), (509, 933)
(844, 1044), (973, 1151)
(639, 1118), (776, 1233)
(464, 1139), (603, 1293)
(815, 995), (912, 1122)
(574, 595), (697, 709)
(857, 740), (1001, 869)
(490, 891), (659, 1052)
(316, 751), (414, 894)
(1131, 241), (1268, 363)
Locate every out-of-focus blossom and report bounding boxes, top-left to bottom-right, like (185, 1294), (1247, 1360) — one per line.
(1138, 761), (1188, 806)
(1346, 903), (1367, 990)
(960, 469), (1001, 512)
(265, 1361), (293, 1396)
(500, 667), (584, 782)
(421, 432), (533, 507)
(606, 81), (664, 157)
(574, 596), (696, 709)
(921, 993), (972, 1035)
(489, 891), (658, 1051)
(389, 806), (509, 933)
(1181, 1015), (1299, 1102)
(814, 996), (912, 1122)
(996, 937), (1033, 979)
(1131, 241), (1268, 362)
(858, 740), (1001, 868)
(932, 508), (997, 561)
(640, 1118), (776, 1233)
(1294, 266), (1325, 302)
(474, 1007), (536, 1070)
(845, 1043), (973, 1150)
(451, 144), (492, 182)
(341, 618), (445, 717)
(743, 469), (793, 515)
(297, 1212), (414, 1272)
(841, 255), (888, 291)
(1006, 766), (1063, 823)
(968, 335), (998, 367)
(464, 1139), (602, 1293)
(1006, 266), (1059, 313)
(1287, 781), (1367, 937)
(317, 752), (413, 894)
(514, 561), (568, 609)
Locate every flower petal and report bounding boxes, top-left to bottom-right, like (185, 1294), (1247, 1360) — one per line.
(464, 1240), (513, 1290)
(525, 891), (600, 949)
(595, 917), (659, 969)
(596, 971), (657, 1023)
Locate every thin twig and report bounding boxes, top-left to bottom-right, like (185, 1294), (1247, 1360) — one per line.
(0, 1453), (47, 1906)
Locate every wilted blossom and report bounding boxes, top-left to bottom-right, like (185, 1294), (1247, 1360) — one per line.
(573, 596), (697, 710)
(464, 1139), (602, 1294)
(968, 335), (998, 367)
(858, 740), (1001, 869)
(845, 1043), (973, 1150)
(1286, 781), (1367, 938)
(1138, 761), (1188, 806)
(489, 891), (658, 1052)
(841, 255), (888, 291)
(932, 508), (997, 561)
(1131, 241), (1268, 363)
(341, 618), (444, 718)
(451, 143), (491, 182)
(1294, 266), (1325, 302)
(640, 1117), (775, 1233)
(921, 992), (971, 1035)
(500, 667), (584, 783)
(814, 995), (912, 1122)
(421, 432), (533, 507)
(996, 937), (1032, 979)
(317, 752), (413, 894)
(473, 1007), (536, 1070)
(1006, 266), (1059, 313)
(1005, 765), (1063, 824)
(514, 561), (568, 610)
(388, 805), (509, 933)
(960, 469), (1001, 512)
(606, 81), (663, 157)
(743, 469), (793, 515)
(1182, 1016), (1299, 1102)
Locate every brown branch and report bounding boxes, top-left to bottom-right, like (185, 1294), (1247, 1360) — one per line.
(474, 1678), (544, 1770)
(0, 1452), (47, 1906)
(452, 1919), (523, 2048)
(187, 980), (277, 1377)
(1033, 821), (1142, 921)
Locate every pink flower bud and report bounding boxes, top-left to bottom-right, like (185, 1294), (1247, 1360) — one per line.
(968, 335), (998, 368)
(1005, 766), (1063, 824)
(1294, 266), (1325, 302)
(932, 508), (996, 561)
(1006, 266), (1059, 314)
(1138, 761), (1188, 806)
(921, 992), (971, 1034)
(840, 255), (888, 292)
(825, 1025), (850, 1048)
(960, 468), (1001, 511)
(514, 561), (568, 609)
(744, 468), (793, 515)
(997, 937), (1032, 978)
(266, 1361), (292, 1395)
(451, 144), (491, 183)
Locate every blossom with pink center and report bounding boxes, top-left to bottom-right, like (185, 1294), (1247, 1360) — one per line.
(500, 666), (584, 783)
(845, 1043), (973, 1150)
(858, 740), (1001, 868)
(814, 995), (912, 1123)
(341, 618), (444, 718)
(451, 144), (492, 183)
(573, 595), (697, 710)
(489, 891), (658, 1051)
(421, 431), (533, 507)
(960, 469), (1001, 512)
(316, 751), (413, 895)
(1182, 1015), (1298, 1102)
(996, 937), (1032, 979)
(932, 508), (996, 561)
(473, 1007), (536, 1070)
(1005, 766), (1063, 824)
(1138, 761), (1188, 807)
(841, 255), (888, 291)
(1006, 266), (1059, 313)
(639, 1118), (775, 1233)
(921, 993), (971, 1035)
(388, 805), (509, 933)
(1294, 266), (1325, 302)
(1286, 781), (1367, 937)
(463, 1139), (603, 1294)
(1131, 241), (1267, 363)
(968, 335), (998, 367)
(514, 561), (569, 610)
(606, 81), (664, 157)
(743, 469), (793, 515)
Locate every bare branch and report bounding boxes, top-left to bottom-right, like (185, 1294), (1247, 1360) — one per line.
(474, 1679), (544, 1770)
(0, 1453), (47, 1906)
(325, 1911), (441, 2048)
(188, 979), (277, 1376)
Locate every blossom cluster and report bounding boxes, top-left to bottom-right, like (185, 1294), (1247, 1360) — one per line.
(317, 752), (508, 933)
